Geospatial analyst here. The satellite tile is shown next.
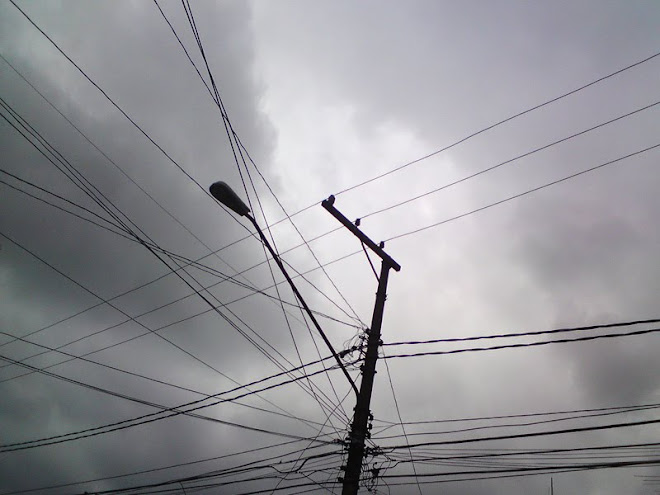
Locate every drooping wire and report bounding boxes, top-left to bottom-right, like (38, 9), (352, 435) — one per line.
(2, 94), (352, 426)
(154, 0), (365, 328)
(0, 439), (325, 495)
(378, 418), (660, 452)
(0, 249), (366, 389)
(179, 0), (353, 427)
(0, 329), (342, 432)
(0, 352), (341, 447)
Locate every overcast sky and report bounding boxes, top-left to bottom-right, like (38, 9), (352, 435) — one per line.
(1, 1), (659, 494)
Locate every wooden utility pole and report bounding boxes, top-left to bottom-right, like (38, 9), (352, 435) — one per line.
(321, 195), (401, 495)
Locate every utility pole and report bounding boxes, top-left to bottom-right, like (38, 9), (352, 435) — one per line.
(321, 195), (401, 495)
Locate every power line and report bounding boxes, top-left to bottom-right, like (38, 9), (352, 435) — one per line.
(382, 326), (660, 359)
(0, 52), (246, 283)
(388, 441), (660, 464)
(384, 318), (660, 346)
(361, 100), (660, 219)
(0, 250), (364, 391)
(333, 50), (660, 197)
(1, 50), (362, 364)
(80, 447), (342, 495)
(157, 0), (364, 331)
(378, 460), (660, 488)
(3, 51), (336, 332)
(0, 329), (341, 431)
(0, 173), (357, 332)
(0, 352), (339, 447)
(1, 102), (350, 424)
(131, 134), (660, 303)
(0, 168), (128, 232)
(386, 142), (660, 242)
(168, 50), (660, 267)
(373, 401), (660, 427)
(0, 174), (356, 429)
(379, 459), (660, 480)
(7, 0), (218, 205)
(0, 353), (348, 452)
(371, 404), (660, 441)
(381, 348), (423, 495)
(0, 176), (132, 239)
(0, 213), (320, 426)
(0, 440), (330, 495)
(378, 418), (660, 452)
(195, 49), (660, 243)
(154, 0), (364, 326)
(5, 5), (352, 411)
(0, 103), (356, 426)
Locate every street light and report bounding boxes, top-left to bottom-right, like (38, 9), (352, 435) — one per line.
(209, 181), (358, 396)
(211, 181), (401, 494)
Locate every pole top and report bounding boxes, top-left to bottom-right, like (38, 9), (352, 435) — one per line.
(321, 196), (401, 272)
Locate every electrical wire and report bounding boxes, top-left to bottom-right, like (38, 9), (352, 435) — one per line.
(361, 100), (660, 219)
(381, 349), (423, 495)
(382, 326), (660, 359)
(154, 0), (367, 328)
(5, 4), (347, 415)
(0, 329), (341, 431)
(332, 51), (660, 197)
(0, 198), (317, 427)
(377, 461), (659, 488)
(0, 439), (326, 495)
(0, 353), (351, 453)
(0, 249), (365, 390)
(1, 100), (350, 426)
(378, 418), (660, 452)
(378, 459), (660, 480)
(0, 174), (357, 336)
(373, 400), (660, 427)
(0, 52), (252, 292)
(0, 352), (340, 446)
(385, 142), (659, 242)
(383, 318), (660, 346)
(370, 404), (660, 441)
(155, 47), (660, 242)
(176, 1), (366, 414)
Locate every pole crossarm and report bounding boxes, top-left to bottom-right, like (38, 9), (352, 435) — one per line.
(321, 195), (401, 272)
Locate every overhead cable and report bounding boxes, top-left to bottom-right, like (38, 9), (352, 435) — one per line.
(384, 318), (660, 346)
(386, 142), (660, 241)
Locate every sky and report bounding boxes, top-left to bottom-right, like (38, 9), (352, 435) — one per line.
(1, 1), (659, 494)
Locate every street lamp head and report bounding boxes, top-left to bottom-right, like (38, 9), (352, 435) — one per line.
(209, 181), (251, 217)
